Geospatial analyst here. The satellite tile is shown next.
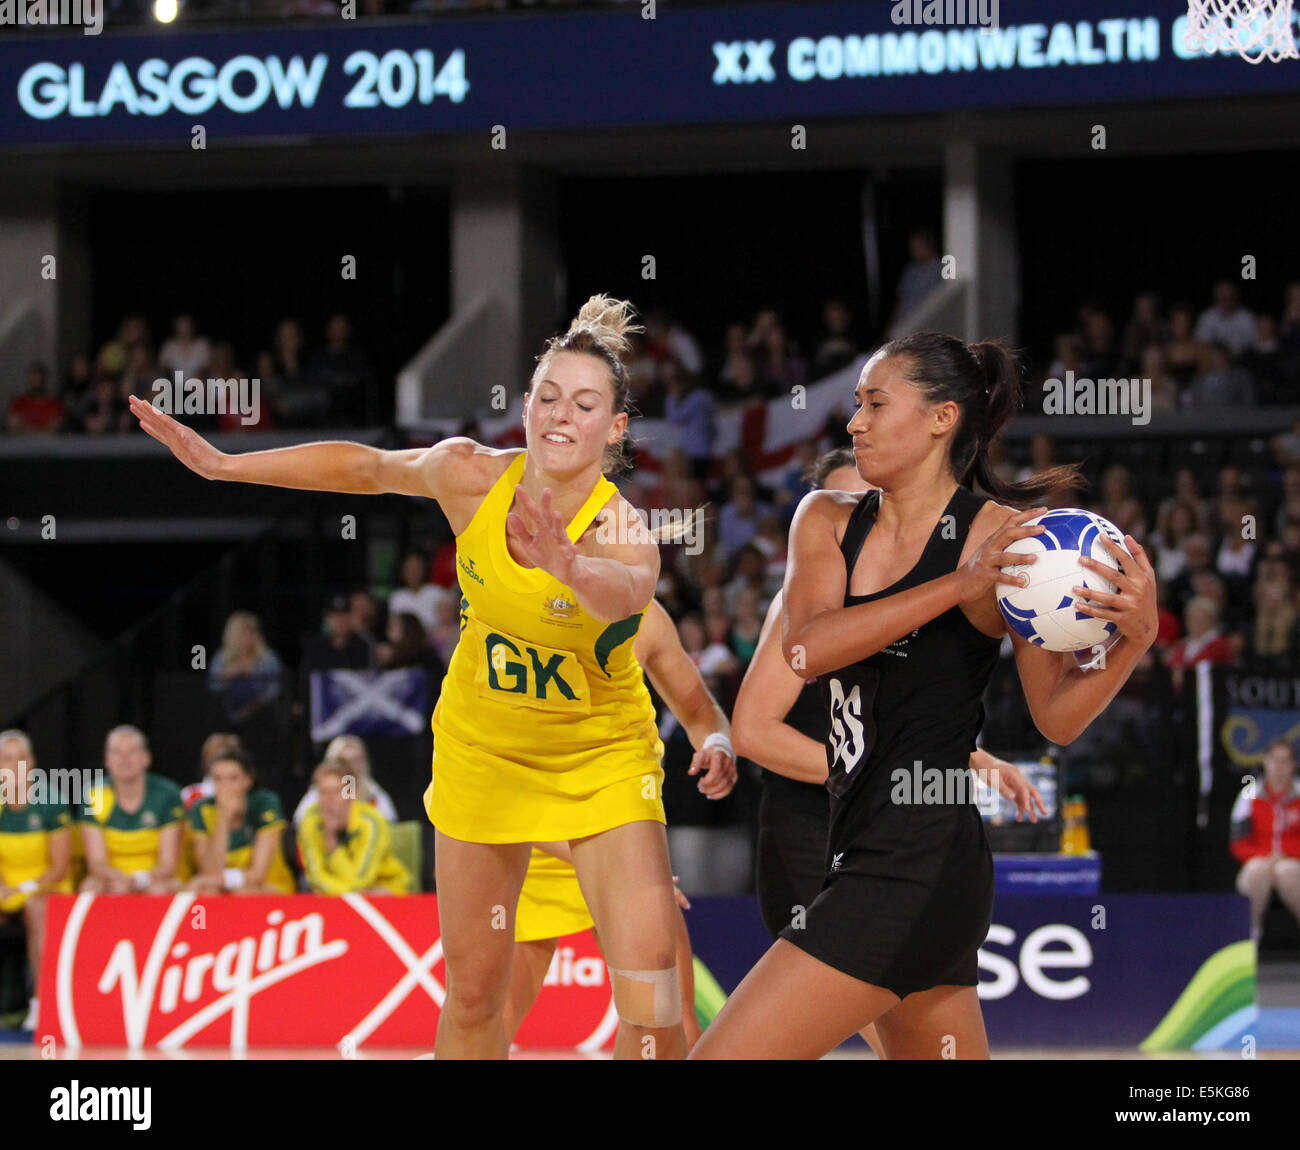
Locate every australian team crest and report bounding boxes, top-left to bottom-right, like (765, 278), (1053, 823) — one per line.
(543, 594), (580, 621)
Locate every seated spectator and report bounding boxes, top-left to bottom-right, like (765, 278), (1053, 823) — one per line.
(813, 298), (859, 377)
(1157, 467), (1211, 538)
(0, 731), (72, 1031)
(775, 440), (823, 522)
(1139, 344), (1179, 413)
(75, 369), (129, 436)
(645, 447), (705, 518)
(751, 313), (806, 398)
(186, 749), (295, 895)
(677, 613), (738, 698)
(892, 227), (943, 326)
(307, 313), (372, 425)
(1079, 306), (1123, 380)
(1210, 466), (1259, 542)
(180, 731), (246, 880)
(1151, 501), (1199, 583)
(1194, 280), (1257, 358)
(726, 585), (765, 665)
(1165, 596), (1235, 690)
(209, 610), (284, 723)
(1182, 342), (1255, 407)
(1272, 417), (1300, 468)
(377, 611), (447, 683)
(79, 725), (183, 895)
(1273, 466), (1300, 541)
(1165, 303), (1204, 385)
(6, 362), (65, 435)
(388, 550), (447, 637)
(724, 543), (775, 616)
(303, 595), (377, 672)
(715, 349), (764, 408)
(750, 512), (789, 587)
(643, 309), (704, 377)
(350, 589), (383, 652)
(1153, 581), (1182, 654)
(59, 353), (92, 424)
(297, 760), (411, 895)
(1217, 529), (1257, 583)
(662, 359), (715, 481)
(1094, 465), (1147, 543)
(1231, 738), (1300, 941)
(293, 735), (398, 827)
(269, 317), (330, 427)
(717, 476), (771, 559)
(1122, 291), (1166, 367)
(158, 313), (212, 380)
(428, 593), (464, 666)
(95, 315), (150, 379)
(1248, 558), (1299, 666)
(1243, 315), (1283, 403)
(1279, 282), (1300, 385)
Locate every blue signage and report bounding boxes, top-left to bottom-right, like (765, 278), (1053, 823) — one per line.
(688, 892), (1253, 1049)
(2, 1), (1298, 147)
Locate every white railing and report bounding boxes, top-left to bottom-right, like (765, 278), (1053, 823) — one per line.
(396, 291), (509, 431)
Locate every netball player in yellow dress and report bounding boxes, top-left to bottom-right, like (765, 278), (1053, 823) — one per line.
(131, 296), (694, 1059)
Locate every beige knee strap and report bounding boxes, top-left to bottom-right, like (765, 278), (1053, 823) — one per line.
(607, 966), (680, 1028)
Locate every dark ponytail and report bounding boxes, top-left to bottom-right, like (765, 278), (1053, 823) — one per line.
(883, 331), (1085, 508)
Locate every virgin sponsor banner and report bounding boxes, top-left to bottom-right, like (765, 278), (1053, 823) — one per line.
(36, 894), (617, 1051)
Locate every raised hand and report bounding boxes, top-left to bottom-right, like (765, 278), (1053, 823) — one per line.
(1071, 534), (1158, 649)
(506, 486), (580, 585)
(687, 745), (737, 800)
(127, 394), (227, 481)
(955, 507), (1047, 604)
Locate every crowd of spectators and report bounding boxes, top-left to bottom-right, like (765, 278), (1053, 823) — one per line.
(1032, 279), (1300, 410)
(4, 312), (374, 436)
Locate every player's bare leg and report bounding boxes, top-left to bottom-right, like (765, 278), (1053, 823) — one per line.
(433, 830), (531, 1059)
(874, 984), (989, 1060)
(688, 937), (899, 1059)
(571, 819), (686, 1060)
(504, 937), (558, 1043)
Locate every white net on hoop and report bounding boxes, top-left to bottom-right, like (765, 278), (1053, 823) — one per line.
(1185, 0), (1299, 63)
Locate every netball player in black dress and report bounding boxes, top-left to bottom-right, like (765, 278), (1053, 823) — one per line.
(692, 334), (1157, 1060)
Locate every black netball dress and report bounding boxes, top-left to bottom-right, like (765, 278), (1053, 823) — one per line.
(778, 485), (1001, 997)
(755, 679), (830, 938)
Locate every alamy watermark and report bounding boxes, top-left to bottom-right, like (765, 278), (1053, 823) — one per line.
(1042, 371), (1151, 426)
(594, 502), (704, 556)
(0, 765), (100, 807)
(0, 0), (102, 35)
(891, 760), (1001, 814)
(151, 373), (262, 427)
(891, 0), (999, 32)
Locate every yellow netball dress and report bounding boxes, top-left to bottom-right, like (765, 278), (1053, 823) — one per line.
(515, 848), (593, 942)
(425, 452), (665, 844)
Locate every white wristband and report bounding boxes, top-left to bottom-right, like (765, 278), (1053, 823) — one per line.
(131, 870), (151, 891)
(17, 880), (39, 895)
(223, 868), (245, 890)
(702, 732), (734, 759)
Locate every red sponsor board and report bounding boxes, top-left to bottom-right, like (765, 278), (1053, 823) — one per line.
(36, 894), (615, 1051)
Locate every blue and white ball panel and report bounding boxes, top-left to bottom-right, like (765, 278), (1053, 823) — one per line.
(996, 509), (1130, 653)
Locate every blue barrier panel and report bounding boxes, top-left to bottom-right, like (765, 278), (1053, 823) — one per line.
(687, 892), (1252, 1049)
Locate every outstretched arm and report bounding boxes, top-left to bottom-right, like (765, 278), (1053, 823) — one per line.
(129, 396), (490, 503)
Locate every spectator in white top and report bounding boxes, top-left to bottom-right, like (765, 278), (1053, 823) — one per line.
(292, 734), (398, 827)
(387, 550), (447, 636)
(158, 315), (212, 380)
(1194, 281), (1257, 358)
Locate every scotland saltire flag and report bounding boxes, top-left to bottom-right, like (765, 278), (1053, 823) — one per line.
(310, 669), (429, 741)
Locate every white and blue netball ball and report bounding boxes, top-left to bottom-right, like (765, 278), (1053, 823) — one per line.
(996, 508), (1130, 653)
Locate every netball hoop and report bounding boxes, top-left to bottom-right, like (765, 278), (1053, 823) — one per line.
(1185, 0), (1299, 62)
